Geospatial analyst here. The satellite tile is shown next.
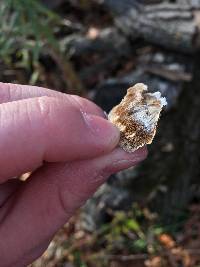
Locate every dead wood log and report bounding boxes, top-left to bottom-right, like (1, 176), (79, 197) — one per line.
(93, 49), (193, 110)
(63, 28), (131, 85)
(99, 0), (200, 52)
(64, 28), (131, 57)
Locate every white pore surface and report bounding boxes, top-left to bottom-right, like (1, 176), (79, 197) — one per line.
(132, 91), (167, 132)
(148, 92), (167, 107)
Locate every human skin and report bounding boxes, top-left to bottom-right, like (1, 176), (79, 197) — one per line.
(0, 82), (147, 267)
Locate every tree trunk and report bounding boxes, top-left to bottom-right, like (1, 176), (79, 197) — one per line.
(83, 51), (199, 229)
(136, 53), (200, 221)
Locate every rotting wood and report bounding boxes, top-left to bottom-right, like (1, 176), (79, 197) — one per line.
(99, 0), (200, 52)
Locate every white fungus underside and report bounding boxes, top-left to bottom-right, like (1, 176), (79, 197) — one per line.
(130, 92), (167, 133)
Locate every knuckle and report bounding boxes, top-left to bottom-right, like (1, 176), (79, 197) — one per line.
(37, 96), (80, 119)
(36, 96), (53, 118)
(34, 96), (84, 138)
(35, 96), (63, 126)
(33, 96), (58, 133)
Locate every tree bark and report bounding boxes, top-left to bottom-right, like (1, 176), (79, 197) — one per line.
(100, 0), (200, 53)
(137, 53), (200, 221)
(65, 28), (131, 85)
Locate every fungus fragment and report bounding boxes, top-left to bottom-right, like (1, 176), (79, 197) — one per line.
(108, 83), (167, 152)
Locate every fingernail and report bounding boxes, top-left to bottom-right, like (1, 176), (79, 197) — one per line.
(89, 147), (147, 186)
(111, 147), (147, 170)
(101, 147), (148, 175)
(82, 112), (120, 149)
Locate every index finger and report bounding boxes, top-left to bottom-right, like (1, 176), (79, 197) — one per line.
(0, 82), (105, 117)
(0, 96), (119, 182)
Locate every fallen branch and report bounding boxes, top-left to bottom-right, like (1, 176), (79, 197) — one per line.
(144, 65), (192, 82)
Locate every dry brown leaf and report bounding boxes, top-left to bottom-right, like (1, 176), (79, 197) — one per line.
(145, 256), (167, 267)
(158, 234), (176, 249)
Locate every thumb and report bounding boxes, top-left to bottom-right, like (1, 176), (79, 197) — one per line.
(0, 147), (147, 267)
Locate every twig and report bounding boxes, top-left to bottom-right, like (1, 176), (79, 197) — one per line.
(47, 45), (86, 96)
(144, 66), (192, 82)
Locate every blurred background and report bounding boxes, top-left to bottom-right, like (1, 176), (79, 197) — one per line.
(1, 0), (200, 266)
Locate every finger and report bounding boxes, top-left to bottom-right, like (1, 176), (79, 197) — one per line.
(0, 96), (119, 182)
(0, 147), (147, 267)
(0, 82), (105, 117)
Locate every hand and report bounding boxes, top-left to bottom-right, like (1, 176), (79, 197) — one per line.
(0, 83), (147, 267)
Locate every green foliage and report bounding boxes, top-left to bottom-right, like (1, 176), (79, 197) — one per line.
(73, 251), (88, 267)
(95, 205), (166, 255)
(0, 0), (60, 82)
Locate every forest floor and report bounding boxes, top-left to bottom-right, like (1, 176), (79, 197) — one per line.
(31, 203), (200, 267)
(2, 1), (199, 266)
